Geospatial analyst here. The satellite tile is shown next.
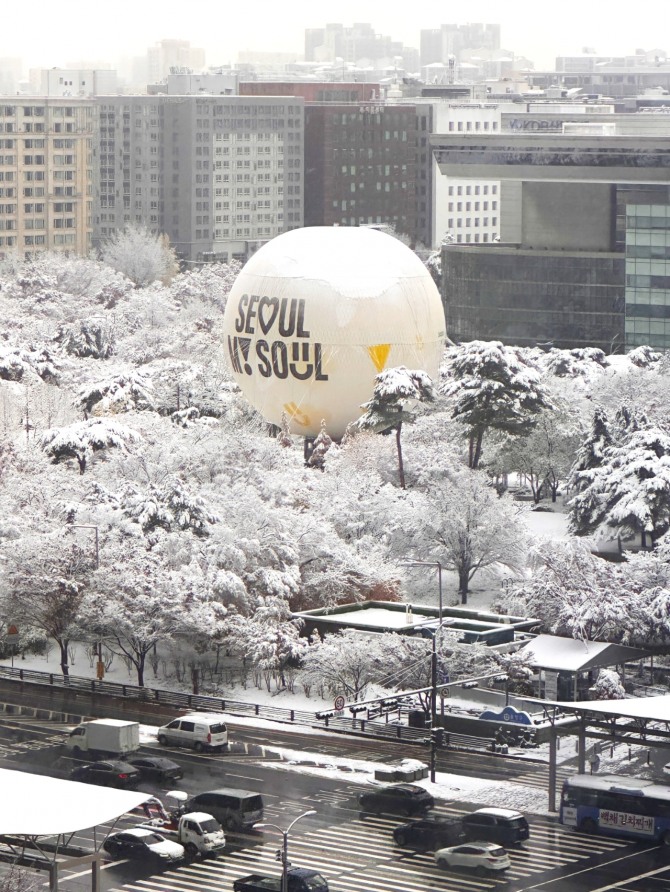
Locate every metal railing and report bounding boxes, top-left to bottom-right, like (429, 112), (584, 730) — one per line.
(0, 664), (498, 752)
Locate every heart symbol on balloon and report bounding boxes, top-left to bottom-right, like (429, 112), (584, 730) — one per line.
(258, 296), (280, 334)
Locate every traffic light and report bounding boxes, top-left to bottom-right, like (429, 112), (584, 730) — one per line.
(431, 728), (446, 746)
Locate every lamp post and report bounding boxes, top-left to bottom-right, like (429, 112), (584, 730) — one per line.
(254, 809), (317, 892)
(399, 559), (444, 782)
(398, 560), (443, 626)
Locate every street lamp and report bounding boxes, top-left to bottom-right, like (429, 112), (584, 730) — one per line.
(398, 560), (443, 626)
(254, 810), (317, 892)
(399, 559), (444, 783)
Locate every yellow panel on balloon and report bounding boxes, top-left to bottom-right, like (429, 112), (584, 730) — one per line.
(368, 344), (391, 372)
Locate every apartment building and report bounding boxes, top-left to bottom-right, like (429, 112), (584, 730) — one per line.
(0, 98), (94, 260)
(96, 95), (303, 265)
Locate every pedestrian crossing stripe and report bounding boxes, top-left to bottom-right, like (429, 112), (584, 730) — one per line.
(102, 809), (638, 892)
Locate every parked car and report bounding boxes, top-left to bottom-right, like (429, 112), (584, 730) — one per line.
(359, 784), (434, 817)
(128, 756), (184, 783)
(461, 807), (529, 846)
(435, 841), (511, 874)
(103, 828), (184, 864)
(70, 760), (141, 789)
(393, 816), (463, 850)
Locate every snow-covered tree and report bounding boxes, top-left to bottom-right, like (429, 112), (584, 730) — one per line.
(307, 419), (333, 471)
(39, 418), (140, 474)
(495, 539), (640, 644)
(570, 426), (670, 547)
(100, 225), (178, 288)
(0, 532), (94, 677)
(230, 597), (307, 691)
(591, 668), (626, 700)
(301, 630), (388, 701)
(82, 546), (195, 686)
(0, 864), (41, 892)
(355, 366), (435, 488)
(409, 469), (527, 602)
(442, 341), (551, 469)
(78, 371), (154, 417)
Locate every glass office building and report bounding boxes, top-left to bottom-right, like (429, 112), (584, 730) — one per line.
(625, 204), (670, 350)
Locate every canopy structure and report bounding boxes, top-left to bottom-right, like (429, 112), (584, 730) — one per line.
(0, 768), (151, 836)
(520, 634), (652, 701)
(553, 694), (670, 723)
(521, 634), (650, 673)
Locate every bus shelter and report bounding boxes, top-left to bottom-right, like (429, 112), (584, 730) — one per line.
(520, 634), (651, 700)
(0, 768), (151, 891)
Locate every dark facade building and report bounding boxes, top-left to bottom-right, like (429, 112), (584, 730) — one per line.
(304, 102), (430, 245)
(240, 82), (380, 103)
(443, 246), (624, 350)
(431, 130), (670, 350)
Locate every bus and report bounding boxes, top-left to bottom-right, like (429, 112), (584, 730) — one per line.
(560, 774), (670, 844)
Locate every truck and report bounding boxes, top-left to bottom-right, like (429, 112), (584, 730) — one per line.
(138, 792), (226, 860)
(139, 812), (225, 860)
(65, 718), (140, 759)
(232, 869), (329, 892)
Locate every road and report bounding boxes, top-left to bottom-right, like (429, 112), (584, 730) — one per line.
(2, 719), (670, 891)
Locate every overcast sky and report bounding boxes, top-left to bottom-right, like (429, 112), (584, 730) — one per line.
(2, 1), (668, 72)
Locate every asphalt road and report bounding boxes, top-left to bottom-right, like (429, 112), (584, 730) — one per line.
(2, 720), (670, 892)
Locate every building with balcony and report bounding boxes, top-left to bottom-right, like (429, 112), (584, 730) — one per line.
(0, 98), (94, 260)
(95, 95), (303, 265)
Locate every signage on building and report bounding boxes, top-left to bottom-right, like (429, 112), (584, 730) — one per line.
(507, 118), (564, 131)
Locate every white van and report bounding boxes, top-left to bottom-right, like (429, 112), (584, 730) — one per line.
(157, 713), (228, 752)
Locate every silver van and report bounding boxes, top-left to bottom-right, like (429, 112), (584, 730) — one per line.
(157, 713), (228, 752)
(185, 788), (264, 830)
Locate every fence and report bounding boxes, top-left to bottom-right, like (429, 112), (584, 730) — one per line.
(0, 664), (498, 752)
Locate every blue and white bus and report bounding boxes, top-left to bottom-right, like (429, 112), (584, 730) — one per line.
(560, 774), (670, 844)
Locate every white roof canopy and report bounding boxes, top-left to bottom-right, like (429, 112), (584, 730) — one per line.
(553, 695), (670, 723)
(0, 769), (151, 836)
(521, 634), (649, 673)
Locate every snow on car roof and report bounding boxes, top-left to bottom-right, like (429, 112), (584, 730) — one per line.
(471, 807), (524, 818)
(0, 768), (152, 836)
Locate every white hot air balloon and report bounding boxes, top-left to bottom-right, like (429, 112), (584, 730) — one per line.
(222, 226), (446, 439)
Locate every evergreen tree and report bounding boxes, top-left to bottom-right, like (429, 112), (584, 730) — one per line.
(443, 341), (551, 469)
(355, 366), (435, 489)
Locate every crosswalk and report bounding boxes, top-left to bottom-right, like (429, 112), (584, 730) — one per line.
(101, 802), (634, 892)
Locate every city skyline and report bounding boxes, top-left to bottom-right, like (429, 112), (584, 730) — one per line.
(2, 0), (669, 74)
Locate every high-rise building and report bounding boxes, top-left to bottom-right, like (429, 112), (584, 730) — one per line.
(304, 23), (416, 70)
(0, 98), (95, 260)
(420, 24), (501, 67)
(147, 39), (206, 84)
(431, 117), (670, 351)
(95, 95), (303, 265)
(302, 101), (423, 242)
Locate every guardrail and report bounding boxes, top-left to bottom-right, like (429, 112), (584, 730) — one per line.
(0, 664), (498, 752)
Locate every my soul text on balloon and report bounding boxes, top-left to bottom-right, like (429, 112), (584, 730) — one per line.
(227, 294), (329, 381)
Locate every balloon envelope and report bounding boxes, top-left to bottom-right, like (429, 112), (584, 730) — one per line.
(222, 227), (446, 439)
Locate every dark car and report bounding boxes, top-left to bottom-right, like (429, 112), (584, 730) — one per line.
(461, 808), (530, 846)
(128, 756), (184, 783)
(103, 828), (184, 864)
(359, 784), (434, 817)
(393, 815), (464, 850)
(70, 760), (141, 789)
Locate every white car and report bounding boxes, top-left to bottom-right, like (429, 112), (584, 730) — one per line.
(103, 828), (185, 864)
(435, 841), (511, 874)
